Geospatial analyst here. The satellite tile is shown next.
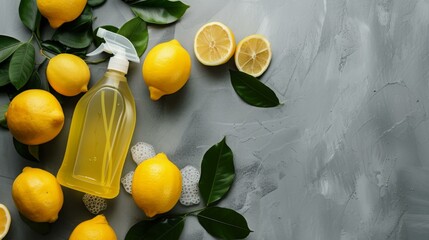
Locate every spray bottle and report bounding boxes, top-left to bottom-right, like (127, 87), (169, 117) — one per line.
(57, 28), (140, 198)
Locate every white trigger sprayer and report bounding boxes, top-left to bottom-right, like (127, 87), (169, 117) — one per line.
(87, 28), (140, 74)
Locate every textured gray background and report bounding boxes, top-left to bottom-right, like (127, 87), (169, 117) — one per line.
(2, 0), (429, 239)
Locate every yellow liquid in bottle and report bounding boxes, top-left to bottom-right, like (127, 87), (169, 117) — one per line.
(57, 70), (136, 199)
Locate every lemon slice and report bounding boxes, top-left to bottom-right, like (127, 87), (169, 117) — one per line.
(0, 204), (11, 239)
(235, 34), (272, 77)
(194, 22), (236, 66)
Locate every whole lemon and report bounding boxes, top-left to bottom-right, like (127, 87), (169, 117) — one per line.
(12, 167), (64, 223)
(69, 215), (117, 240)
(142, 39), (191, 101)
(36, 0), (87, 29)
(5, 89), (64, 145)
(132, 153), (182, 218)
(46, 53), (90, 97)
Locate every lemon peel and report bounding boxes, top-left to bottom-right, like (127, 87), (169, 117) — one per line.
(142, 39), (191, 101)
(132, 153), (182, 217)
(36, 0), (87, 29)
(69, 215), (117, 240)
(11, 167), (63, 223)
(46, 53), (90, 97)
(5, 89), (64, 145)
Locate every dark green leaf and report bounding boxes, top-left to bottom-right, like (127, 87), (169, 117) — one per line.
(9, 43), (35, 90)
(5, 84), (20, 100)
(53, 7), (93, 49)
(19, 0), (41, 32)
(129, 0), (189, 24)
(59, 6), (93, 31)
(118, 17), (148, 57)
(0, 36), (22, 64)
(53, 27), (93, 49)
(198, 207), (252, 239)
(24, 71), (49, 91)
(125, 216), (185, 240)
(42, 40), (88, 57)
(88, 0), (106, 7)
(41, 40), (65, 55)
(199, 137), (235, 206)
(93, 25), (119, 47)
(0, 104), (8, 128)
(230, 69), (280, 108)
(13, 138), (39, 161)
(0, 61), (11, 87)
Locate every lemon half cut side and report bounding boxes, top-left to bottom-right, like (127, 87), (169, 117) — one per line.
(234, 34), (272, 77)
(0, 203), (11, 239)
(194, 22), (236, 66)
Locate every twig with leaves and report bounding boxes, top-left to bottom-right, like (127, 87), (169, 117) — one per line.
(125, 137), (252, 240)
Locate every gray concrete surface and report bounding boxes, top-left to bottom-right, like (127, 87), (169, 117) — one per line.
(2, 0), (429, 239)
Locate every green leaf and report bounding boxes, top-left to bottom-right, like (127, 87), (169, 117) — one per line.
(9, 43), (35, 90)
(125, 216), (185, 240)
(129, 0), (190, 24)
(53, 27), (93, 49)
(199, 137), (235, 206)
(198, 207), (252, 239)
(0, 104), (8, 128)
(118, 17), (148, 57)
(42, 40), (88, 57)
(41, 40), (64, 55)
(60, 6), (93, 31)
(88, 0), (106, 7)
(19, 0), (41, 32)
(13, 138), (39, 161)
(24, 71), (49, 91)
(93, 25), (119, 47)
(0, 61), (11, 87)
(53, 7), (93, 49)
(229, 69), (280, 108)
(0, 36), (22, 64)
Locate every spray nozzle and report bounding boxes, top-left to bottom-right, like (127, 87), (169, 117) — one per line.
(87, 28), (140, 74)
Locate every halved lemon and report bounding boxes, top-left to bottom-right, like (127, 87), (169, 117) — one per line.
(194, 22), (236, 66)
(0, 204), (11, 239)
(235, 34), (272, 77)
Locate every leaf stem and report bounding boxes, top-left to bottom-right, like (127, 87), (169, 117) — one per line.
(183, 208), (206, 216)
(31, 32), (42, 50)
(39, 49), (52, 60)
(158, 207), (207, 220)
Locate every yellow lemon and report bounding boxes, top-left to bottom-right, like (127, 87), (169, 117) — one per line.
(0, 204), (11, 239)
(36, 0), (87, 29)
(12, 167), (64, 223)
(194, 22), (236, 66)
(234, 34), (272, 77)
(142, 40), (191, 101)
(46, 53), (90, 97)
(132, 153), (182, 218)
(69, 215), (117, 240)
(5, 89), (64, 145)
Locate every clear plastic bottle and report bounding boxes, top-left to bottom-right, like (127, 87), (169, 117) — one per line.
(57, 29), (140, 198)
